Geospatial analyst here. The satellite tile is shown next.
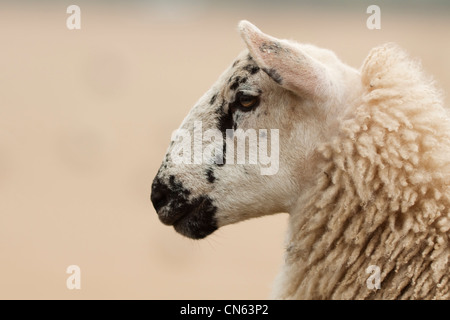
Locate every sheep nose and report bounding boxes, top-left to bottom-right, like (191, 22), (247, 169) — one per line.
(151, 179), (170, 213)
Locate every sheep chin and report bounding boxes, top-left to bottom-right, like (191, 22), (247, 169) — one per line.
(172, 196), (218, 240)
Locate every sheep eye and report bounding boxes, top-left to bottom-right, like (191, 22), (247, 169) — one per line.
(236, 92), (260, 110)
(239, 95), (257, 108)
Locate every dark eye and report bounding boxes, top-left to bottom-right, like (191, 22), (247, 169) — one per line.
(239, 94), (258, 108)
(236, 92), (260, 111)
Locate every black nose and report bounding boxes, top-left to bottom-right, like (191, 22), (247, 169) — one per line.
(151, 179), (170, 212)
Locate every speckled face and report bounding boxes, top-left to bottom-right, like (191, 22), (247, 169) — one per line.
(150, 21), (360, 239)
(151, 52), (285, 239)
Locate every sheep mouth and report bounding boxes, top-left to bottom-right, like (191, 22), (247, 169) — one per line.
(163, 196), (218, 240)
(151, 176), (218, 239)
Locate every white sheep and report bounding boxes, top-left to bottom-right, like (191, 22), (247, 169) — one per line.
(151, 20), (450, 299)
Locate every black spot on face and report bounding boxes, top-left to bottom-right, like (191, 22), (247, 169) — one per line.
(216, 102), (233, 167)
(243, 64), (260, 75)
(262, 67), (283, 84)
(169, 175), (190, 197)
(205, 167), (216, 183)
(210, 93), (218, 105)
(230, 75), (249, 91)
(230, 76), (240, 91)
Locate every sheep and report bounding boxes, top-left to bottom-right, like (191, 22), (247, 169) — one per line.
(150, 20), (450, 299)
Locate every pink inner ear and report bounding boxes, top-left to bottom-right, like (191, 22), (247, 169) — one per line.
(239, 20), (327, 98)
(239, 20), (282, 66)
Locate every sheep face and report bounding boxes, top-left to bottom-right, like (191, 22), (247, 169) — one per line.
(151, 21), (360, 239)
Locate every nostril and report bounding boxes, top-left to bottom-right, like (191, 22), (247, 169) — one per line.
(151, 189), (168, 212)
(151, 180), (170, 212)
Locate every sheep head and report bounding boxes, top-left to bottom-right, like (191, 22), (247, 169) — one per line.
(151, 21), (360, 239)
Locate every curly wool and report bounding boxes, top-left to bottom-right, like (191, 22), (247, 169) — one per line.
(279, 44), (450, 299)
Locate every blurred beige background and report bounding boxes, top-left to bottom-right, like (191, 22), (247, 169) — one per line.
(0, 1), (449, 299)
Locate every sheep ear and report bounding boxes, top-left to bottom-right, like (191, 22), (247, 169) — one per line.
(238, 20), (328, 98)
